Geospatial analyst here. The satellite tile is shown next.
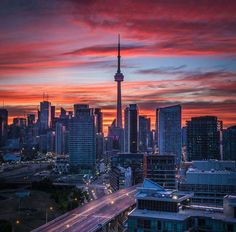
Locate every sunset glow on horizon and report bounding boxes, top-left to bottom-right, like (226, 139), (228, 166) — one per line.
(1, 0), (236, 133)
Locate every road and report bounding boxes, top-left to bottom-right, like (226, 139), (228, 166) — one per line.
(32, 186), (137, 232)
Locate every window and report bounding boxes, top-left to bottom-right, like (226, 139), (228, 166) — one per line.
(137, 219), (151, 229)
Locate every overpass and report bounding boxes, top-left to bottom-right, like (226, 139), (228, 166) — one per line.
(32, 186), (137, 232)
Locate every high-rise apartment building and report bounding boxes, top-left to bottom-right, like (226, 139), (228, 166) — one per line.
(69, 105), (96, 170)
(157, 105), (182, 164)
(124, 107), (129, 152)
(186, 116), (221, 161)
(124, 104), (139, 153)
(51, 105), (55, 128)
(55, 122), (66, 155)
(40, 101), (51, 130)
(139, 116), (151, 152)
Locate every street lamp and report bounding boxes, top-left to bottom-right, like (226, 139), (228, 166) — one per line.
(45, 206), (53, 223)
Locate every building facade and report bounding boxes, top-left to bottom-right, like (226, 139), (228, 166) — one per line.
(69, 106), (96, 171)
(144, 154), (176, 189)
(94, 108), (103, 134)
(223, 125), (236, 161)
(128, 179), (236, 232)
(110, 166), (132, 191)
(39, 101), (51, 130)
(157, 105), (182, 165)
(186, 116), (221, 161)
(179, 160), (236, 206)
(55, 122), (66, 155)
(27, 114), (35, 127)
(139, 116), (151, 152)
(0, 108), (8, 146)
(124, 104), (139, 153)
(110, 153), (144, 186)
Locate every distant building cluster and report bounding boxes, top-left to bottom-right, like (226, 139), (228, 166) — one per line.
(0, 36), (235, 189)
(0, 101), (104, 174)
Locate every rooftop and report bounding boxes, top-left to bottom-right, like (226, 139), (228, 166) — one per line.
(129, 207), (236, 224)
(142, 179), (166, 191)
(136, 179), (193, 203)
(187, 168), (235, 174)
(183, 169), (236, 185)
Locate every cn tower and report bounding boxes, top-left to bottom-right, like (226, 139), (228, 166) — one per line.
(114, 34), (124, 128)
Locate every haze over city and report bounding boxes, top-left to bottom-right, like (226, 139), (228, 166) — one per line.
(1, 0), (236, 133)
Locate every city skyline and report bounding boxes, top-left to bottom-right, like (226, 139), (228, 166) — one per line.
(1, 2), (236, 231)
(1, 1), (236, 132)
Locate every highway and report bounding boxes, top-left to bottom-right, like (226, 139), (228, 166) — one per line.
(32, 186), (137, 232)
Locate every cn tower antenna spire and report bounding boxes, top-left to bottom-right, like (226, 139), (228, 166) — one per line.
(114, 34), (124, 128)
(117, 34), (121, 74)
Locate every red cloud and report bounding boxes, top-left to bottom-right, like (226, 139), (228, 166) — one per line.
(1, 1), (236, 134)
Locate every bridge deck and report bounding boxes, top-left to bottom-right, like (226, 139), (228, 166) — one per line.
(32, 186), (137, 232)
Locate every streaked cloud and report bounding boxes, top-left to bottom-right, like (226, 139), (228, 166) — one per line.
(0, 0), (236, 132)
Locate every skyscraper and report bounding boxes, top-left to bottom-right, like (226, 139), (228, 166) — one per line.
(74, 104), (89, 118)
(60, 107), (67, 119)
(139, 116), (151, 152)
(46, 130), (55, 152)
(124, 107), (129, 152)
(0, 108), (8, 146)
(186, 116), (221, 161)
(55, 122), (66, 155)
(94, 108), (104, 160)
(157, 105), (182, 164)
(40, 101), (51, 130)
(124, 104), (139, 153)
(94, 108), (103, 134)
(155, 108), (159, 148)
(114, 35), (124, 128)
(27, 114), (35, 127)
(223, 125), (236, 161)
(51, 105), (55, 128)
(69, 105), (96, 170)
(146, 119), (153, 149)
